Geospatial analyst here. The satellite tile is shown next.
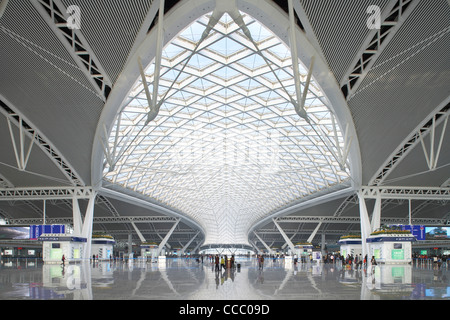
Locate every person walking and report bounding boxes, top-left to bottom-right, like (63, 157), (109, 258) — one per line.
(259, 255), (264, 270)
(215, 255), (220, 272)
(61, 254), (66, 266)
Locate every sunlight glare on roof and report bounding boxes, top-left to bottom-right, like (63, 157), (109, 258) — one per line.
(104, 11), (350, 245)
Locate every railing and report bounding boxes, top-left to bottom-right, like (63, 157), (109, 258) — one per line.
(413, 258), (449, 269)
(0, 257), (43, 267)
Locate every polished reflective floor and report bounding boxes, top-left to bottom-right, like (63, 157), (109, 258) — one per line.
(0, 257), (449, 300)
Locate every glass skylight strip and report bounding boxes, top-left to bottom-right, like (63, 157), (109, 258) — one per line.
(104, 10), (350, 245)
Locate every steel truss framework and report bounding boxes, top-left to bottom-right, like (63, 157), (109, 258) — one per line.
(199, 243), (254, 252)
(32, 0), (112, 101)
(360, 186), (450, 200)
(0, 99), (84, 186)
(4, 216), (179, 226)
(341, 0), (419, 100)
(0, 187), (94, 201)
(274, 216), (449, 226)
(110, 229), (197, 236)
(370, 101), (450, 186)
(103, 7), (351, 245)
(257, 185), (450, 249)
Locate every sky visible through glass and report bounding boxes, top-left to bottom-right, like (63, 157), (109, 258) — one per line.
(104, 11), (350, 245)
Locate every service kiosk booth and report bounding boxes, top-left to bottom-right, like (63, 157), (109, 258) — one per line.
(140, 243), (159, 262)
(294, 243), (313, 263)
(367, 228), (415, 264)
(40, 234), (86, 264)
(339, 235), (362, 259)
(91, 234), (115, 260)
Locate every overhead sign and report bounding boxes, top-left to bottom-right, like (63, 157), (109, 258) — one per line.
(425, 227), (450, 240)
(387, 225), (425, 240)
(402, 225), (425, 241)
(29, 225), (66, 240)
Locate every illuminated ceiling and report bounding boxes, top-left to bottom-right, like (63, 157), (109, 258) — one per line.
(103, 10), (350, 245)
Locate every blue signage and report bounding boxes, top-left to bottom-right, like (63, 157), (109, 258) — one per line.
(38, 236), (86, 242)
(402, 225), (425, 241)
(367, 236), (416, 243)
(29, 225), (66, 240)
(388, 225), (425, 241)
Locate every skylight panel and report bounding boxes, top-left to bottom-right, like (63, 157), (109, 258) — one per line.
(179, 21), (205, 42)
(208, 36), (244, 56)
(105, 9), (350, 245)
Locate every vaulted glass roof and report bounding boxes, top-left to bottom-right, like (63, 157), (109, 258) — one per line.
(103, 11), (350, 245)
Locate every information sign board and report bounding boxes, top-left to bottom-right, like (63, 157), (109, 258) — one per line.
(29, 225), (66, 240)
(391, 249), (404, 260)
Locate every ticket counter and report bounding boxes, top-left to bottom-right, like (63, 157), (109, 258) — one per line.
(367, 232), (415, 264)
(339, 236), (362, 259)
(293, 243), (313, 263)
(40, 235), (87, 264)
(91, 235), (115, 260)
(140, 243), (159, 262)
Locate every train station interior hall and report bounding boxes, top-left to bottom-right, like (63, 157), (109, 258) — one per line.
(0, 0), (449, 301)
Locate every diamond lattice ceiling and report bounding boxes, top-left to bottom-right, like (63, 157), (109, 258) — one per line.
(104, 12), (350, 245)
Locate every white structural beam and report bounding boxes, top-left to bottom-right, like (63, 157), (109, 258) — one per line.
(0, 0), (9, 19)
(275, 216), (448, 226)
(357, 191), (372, 261)
(130, 221), (146, 243)
(0, 173), (14, 189)
(81, 193), (96, 260)
(360, 186), (450, 200)
(157, 233), (171, 249)
(249, 240), (262, 254)
(145, 0), (165, 124)
(6, 115), (36, 172)
(281, 234), (296, 250)
(0, 97), (85, 186)
(181, 231), (200, 254)
(0, 187), (94, 201)
(72, 192), (96, 260)
(370, 99), (450, 186)
(419, 113), (448, 171)
(3, 216), (179, 225)
(307, 222), (322, 243)
(72, 196), (83, 236)
(288, 0), (307, 120)
(342, 0), (420, 100)
(273, 218), (296, 253)
(192, 241), (203, 254)
(253, 232), (274, 254)
(157, 219), (180, 256)
(99, 187), (205, 235)
(371, 192), (382, 232)
(107, 229), (197, 236)
(31, 0), (112, 101)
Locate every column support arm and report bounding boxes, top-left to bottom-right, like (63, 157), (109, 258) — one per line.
(307, 222), (322, 243)
(253, 231), (274, 254)
(181, 231), (200, 254)
(273, 218), (296, 253)
(130, 221), (146, 243)
(357, 190), (372, 260)
(157, 219), (180, 256)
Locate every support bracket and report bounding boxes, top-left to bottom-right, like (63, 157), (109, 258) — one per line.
(273, 218), (296, 253)
(6, 115), (36, 172)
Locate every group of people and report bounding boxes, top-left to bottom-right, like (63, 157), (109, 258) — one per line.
(322, 253), (377, 269)
(61, 253), (117, 266)
(412, 253), (449, 269)
(213, 254), (236, 272)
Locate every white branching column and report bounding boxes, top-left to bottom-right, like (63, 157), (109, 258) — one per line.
(72, 192), (97, 261)
(357, 190), (372, 261)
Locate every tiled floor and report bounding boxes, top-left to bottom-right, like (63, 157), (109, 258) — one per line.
(0, 257), (449, 300)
